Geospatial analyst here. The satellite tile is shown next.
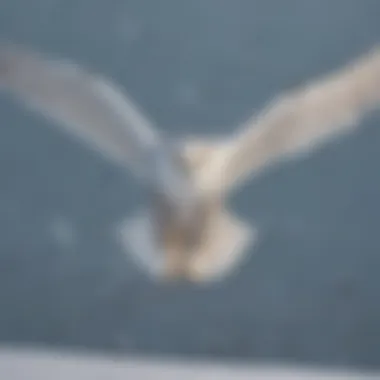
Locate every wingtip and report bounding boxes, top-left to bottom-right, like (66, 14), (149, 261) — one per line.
(0, 41), (31, 82)
(0, 41), (15, 77)
(0, 41), (51, 77)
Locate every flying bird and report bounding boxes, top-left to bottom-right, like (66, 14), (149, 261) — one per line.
(0, 43), (379, 282)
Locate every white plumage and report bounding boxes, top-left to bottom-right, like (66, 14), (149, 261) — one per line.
(0, 43), (379, 282)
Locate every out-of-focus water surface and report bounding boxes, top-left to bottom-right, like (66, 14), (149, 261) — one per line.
(0, 0), (379, 370)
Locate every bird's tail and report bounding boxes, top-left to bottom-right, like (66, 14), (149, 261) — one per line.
(185, 206), (257, 282)
(116, 206), (256, 283)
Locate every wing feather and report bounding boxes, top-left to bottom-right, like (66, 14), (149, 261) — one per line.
(197, 46), (380, 195)
(0, 43), (160, 177)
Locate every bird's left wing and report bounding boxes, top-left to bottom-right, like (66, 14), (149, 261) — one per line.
(0, 43), (160, 179)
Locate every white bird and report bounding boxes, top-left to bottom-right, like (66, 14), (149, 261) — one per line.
(0, 43), (379, 283)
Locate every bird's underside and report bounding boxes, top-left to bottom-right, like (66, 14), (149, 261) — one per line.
(117, 201), (256, 282)
(0, 42), (380, 283)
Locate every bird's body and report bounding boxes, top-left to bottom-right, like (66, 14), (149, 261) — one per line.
(0, 42), (380, 282)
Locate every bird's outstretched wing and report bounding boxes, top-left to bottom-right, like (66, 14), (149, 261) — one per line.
(0, 43), (160, 178)
(195, 45), (380, 196)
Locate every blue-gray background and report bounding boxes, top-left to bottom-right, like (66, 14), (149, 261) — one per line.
(0, 0), (379, 371)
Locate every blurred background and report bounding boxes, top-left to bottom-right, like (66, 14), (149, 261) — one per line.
(0, 0), (379, 373)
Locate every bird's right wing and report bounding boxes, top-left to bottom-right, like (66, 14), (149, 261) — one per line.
(0, 43), (160, 178)
(195, 45), (380, 196)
